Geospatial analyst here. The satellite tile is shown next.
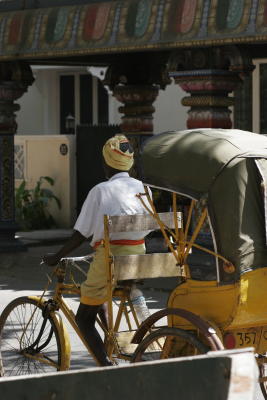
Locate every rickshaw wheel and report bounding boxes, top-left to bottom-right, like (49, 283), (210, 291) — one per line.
(131, 327), (209, 363)
(258, 356), (267, 399)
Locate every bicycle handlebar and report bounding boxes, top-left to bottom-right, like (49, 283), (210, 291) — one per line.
(60, 255), (93, 263)
(41, 254), (93, 267)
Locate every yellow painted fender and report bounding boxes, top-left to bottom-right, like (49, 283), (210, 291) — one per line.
(28, 296), (71, 371)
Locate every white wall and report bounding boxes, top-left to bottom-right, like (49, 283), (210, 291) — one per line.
(16, 66), (188, 136)
(108, 94), (121, 126)
(15, 135), (76, 227)
(153, 79), (188, 133)
(16, 70), (44, 134)
(16, 69), (59, 135)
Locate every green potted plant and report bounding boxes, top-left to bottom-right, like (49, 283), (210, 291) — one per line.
(15, 176), (61, 231)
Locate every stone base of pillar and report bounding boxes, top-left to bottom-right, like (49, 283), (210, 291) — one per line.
(0, 222), (26, 252)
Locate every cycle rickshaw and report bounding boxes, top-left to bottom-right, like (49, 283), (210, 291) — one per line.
(134, 128), (267, 398)
(1, 128), (267, 398)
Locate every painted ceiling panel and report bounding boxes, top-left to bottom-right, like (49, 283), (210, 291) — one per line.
(0, 0), (265, 60)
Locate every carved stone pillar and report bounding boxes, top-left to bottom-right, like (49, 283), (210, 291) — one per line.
(113, 84), (159, 133)
(112, 84), (159, 177)
(0, 62), (34, 252)
(169, 46), (254, 129)
(171, 69), (241, 129)
(104, 55), (170, 177)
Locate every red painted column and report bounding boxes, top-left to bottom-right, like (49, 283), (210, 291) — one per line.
(113, 84), (159, 133)
(104, 55), (170, 177)
(171, 69), (242, 129)
(112, 84), (160, 177)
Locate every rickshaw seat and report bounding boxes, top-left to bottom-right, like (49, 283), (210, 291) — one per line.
(113, 252), (181, 280)
(105, 212), (184, 281)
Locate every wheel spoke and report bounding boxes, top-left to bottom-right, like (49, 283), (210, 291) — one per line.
(258, 356), (267, 399)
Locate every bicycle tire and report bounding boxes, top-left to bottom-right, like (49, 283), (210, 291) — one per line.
(131, 327), (209, 362)
(0, 296), (68, 376)
(258, 355), (267, 399)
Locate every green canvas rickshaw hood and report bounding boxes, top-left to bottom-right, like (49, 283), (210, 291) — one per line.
(141, 129), (267, 280)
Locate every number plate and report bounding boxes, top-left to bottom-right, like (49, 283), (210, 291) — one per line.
(234, 329), (258, 348)
(228, 328), (262, 348)
(229, 327), (267, 353)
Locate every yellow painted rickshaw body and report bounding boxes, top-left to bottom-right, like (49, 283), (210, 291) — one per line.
(168, 267), (267, 352)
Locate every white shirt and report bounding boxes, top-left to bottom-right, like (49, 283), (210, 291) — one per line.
(74, 172), (152, 246)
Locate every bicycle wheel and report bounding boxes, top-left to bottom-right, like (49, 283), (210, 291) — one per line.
(258, 355), (267, 399)
(0, 296), (66, 376)
(131, 327), (209, 362)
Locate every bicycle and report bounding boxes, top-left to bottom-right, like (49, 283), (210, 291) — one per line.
(0, 253), (152, 376)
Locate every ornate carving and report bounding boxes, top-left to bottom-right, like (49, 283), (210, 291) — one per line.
(0, 136), (13, 221)
(168, 45), (254, 73)
(172, 69), (241, 129)
(104, 56), (168, 178)
(0, 61), (34, 249)
(114, 84), (159, 133)
(0, 61), (34, 87)
(209, 0), (252, 33)
(0, 62), (34, 135)
(0, 0), (266, 61)
(104, 54), (171, 135)
(169, 46), (254, 129)
(14, 143), (24, 180)
(104, 53), (171, 90)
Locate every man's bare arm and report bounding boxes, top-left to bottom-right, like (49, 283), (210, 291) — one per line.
(43, 230), (91, 265)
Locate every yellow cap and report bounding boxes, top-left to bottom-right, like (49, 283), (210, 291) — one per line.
(102, 134), (134, 171)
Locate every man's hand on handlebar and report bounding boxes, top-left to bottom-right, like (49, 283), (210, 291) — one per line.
(43, 253), (61, 266)
(42, 231), (88, 267)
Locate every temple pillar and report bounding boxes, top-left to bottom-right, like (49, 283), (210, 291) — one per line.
(104, 55), (170, 177)
(169, 46), (254, 129)
(0, 61), (34, 251)
(113, 84), (159, 134)
(168, 47), (254, 247)
(171, 69), (241, 129)
(112, 84), (159, 177)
